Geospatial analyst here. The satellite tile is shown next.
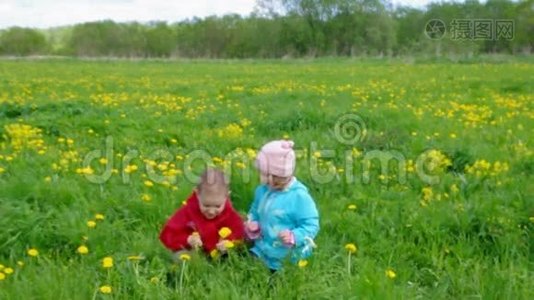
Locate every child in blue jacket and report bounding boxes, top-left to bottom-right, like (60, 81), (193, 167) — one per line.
(245, 140), (319, 271)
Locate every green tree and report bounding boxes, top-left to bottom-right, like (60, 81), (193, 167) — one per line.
(513, 0), (534, 54)
(0, 27), (48, 56)
(145, 22), (176, 57)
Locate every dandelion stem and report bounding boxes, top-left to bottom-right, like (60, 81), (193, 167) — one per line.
(134, 262), (140, 285)
(347, 253), (351, 276)
(179, 260), (186, 295)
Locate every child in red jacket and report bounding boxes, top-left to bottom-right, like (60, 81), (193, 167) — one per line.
(160, 168), (245, 257)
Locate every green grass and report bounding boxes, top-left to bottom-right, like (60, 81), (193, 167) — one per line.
(0, 59), (532, 299)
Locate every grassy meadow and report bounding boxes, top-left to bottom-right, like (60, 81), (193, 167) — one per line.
(0, 58), (532, 299)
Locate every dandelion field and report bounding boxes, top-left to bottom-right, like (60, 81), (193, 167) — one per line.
(0, 58), (532, 299)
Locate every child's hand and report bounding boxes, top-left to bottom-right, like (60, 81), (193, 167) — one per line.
(216, 240), (232, 252)
(247, 221), (259, 232)
(245, 221), (261, 240)
(187, 232), (203, 249)
(278, 230), (295, 247)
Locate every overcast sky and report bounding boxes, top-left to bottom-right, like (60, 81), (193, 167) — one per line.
(0, 0), (441, 29)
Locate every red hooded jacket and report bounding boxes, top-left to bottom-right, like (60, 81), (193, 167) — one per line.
(159, 192), (245, 253)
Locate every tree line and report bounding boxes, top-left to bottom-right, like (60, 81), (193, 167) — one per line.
(0, 0), (532, 58)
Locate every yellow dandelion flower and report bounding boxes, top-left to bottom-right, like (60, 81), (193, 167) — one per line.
(17, 261), (24, 267)
(141, 194), (152, 202)
(223, 240), (235, 249)
(75, 167), (94, 175)
(0, 272), (5, 280)
(99, 158), (108, 165)
(87, 220), (97, 228)
(245, 148), (256, 159)
(144, 180), (154, 187)
(422, 187), (433, 202)
(450, 184), (459, 194)
(124, 164), (138, 174)
(345, 243), (357, 254)
(95, 214), (105, 221)
(210, 249), (219, 259)
(0, 167), (5, 174)
(298, 260), (308, 268)
(4, 268), (13, 275)
(127, 255), (145, 261)
(347, 204), (357, 210)
(218, 227), (232, 239)
(385, 269), (396, 279)
(179, 253), (191, 261)
(27, 248), (39, 257)
(77, 245), (89, 255)
(217, 123), (243, 139)
(99, 285), (112, 294)
(102, 257), (113, 268)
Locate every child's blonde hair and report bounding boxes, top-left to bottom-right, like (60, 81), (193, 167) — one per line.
(197, 168), (229, 196)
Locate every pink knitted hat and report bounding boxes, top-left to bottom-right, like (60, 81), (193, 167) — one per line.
(255, 140), (296, 177)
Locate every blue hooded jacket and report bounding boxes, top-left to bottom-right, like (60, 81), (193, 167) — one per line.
(248, 178), (319, 270)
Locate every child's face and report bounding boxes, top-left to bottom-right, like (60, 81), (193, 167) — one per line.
(260, 171), (270, 185)
(198, 191), (226, 219)
(260, 171), (292, 190)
